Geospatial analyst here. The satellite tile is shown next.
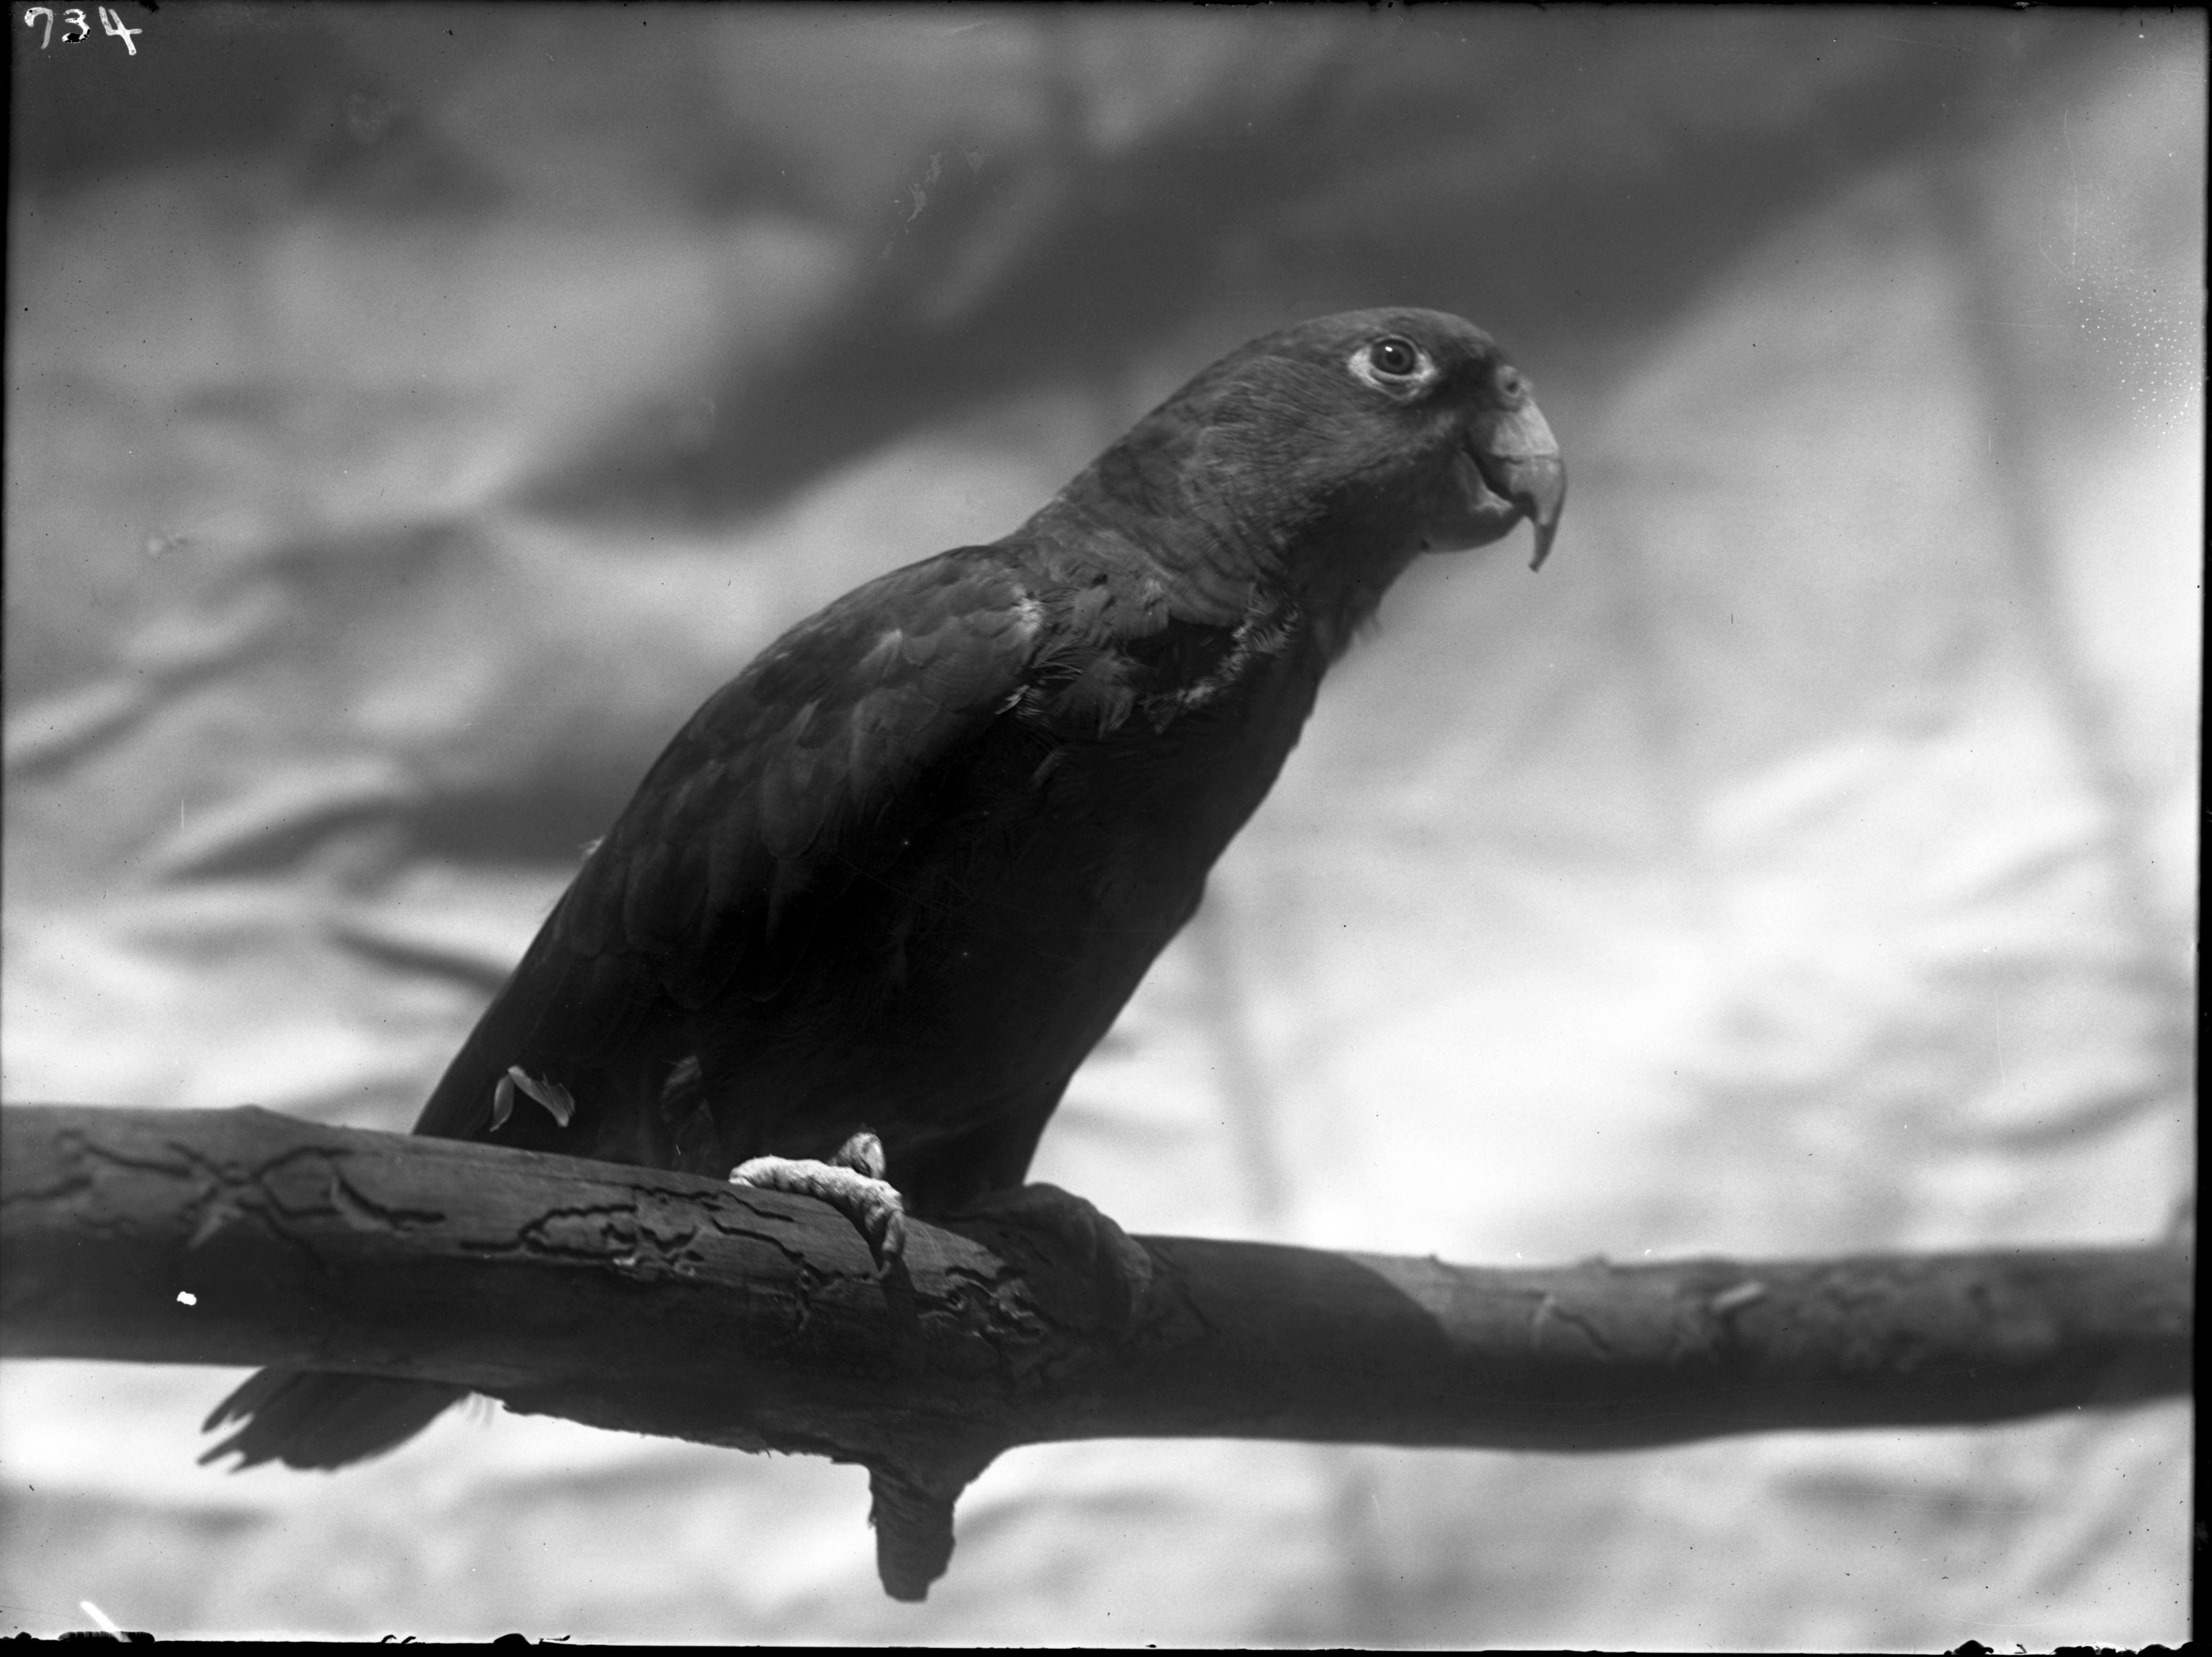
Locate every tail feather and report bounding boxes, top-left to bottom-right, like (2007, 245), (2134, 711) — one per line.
(200, 1368), (467, 1470)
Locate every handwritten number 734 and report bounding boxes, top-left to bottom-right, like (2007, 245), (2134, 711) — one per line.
(23, 6), (142, 54)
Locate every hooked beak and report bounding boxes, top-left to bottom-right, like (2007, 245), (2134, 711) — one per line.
(1469, 399), (1566, 571)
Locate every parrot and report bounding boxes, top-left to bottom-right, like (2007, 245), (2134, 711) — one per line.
(202, 306), (1564, 1471)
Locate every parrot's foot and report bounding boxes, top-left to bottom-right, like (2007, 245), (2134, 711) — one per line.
(730, 1131), (907, 1271)
(951, 1182), (1155, 1335)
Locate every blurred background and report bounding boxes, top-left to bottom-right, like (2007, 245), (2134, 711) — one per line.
(3, 3), (2198, 1645)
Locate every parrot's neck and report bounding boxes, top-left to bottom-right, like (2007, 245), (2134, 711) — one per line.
(1022, 452), (1426, 655)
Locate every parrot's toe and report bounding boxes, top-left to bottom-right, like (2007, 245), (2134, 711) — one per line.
(730, 1131), (907, 1270)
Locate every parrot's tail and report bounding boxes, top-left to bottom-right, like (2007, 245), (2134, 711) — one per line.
(200, 1368), (467, 1470)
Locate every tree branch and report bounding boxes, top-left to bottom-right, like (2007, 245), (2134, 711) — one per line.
(1, 1103), (2191, 1600)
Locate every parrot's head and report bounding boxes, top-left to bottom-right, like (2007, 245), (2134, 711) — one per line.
(1035, 307), (1564, 645)
(1181, 307), (1565, 576)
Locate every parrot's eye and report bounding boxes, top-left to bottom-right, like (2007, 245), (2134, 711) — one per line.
(1348, 336), (1436, 397)
(1497, 365), (1528, 400)
(1369, 338), (1421, 377)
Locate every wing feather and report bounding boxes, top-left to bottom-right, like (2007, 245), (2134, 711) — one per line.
(410, 547), (1044, 1144)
